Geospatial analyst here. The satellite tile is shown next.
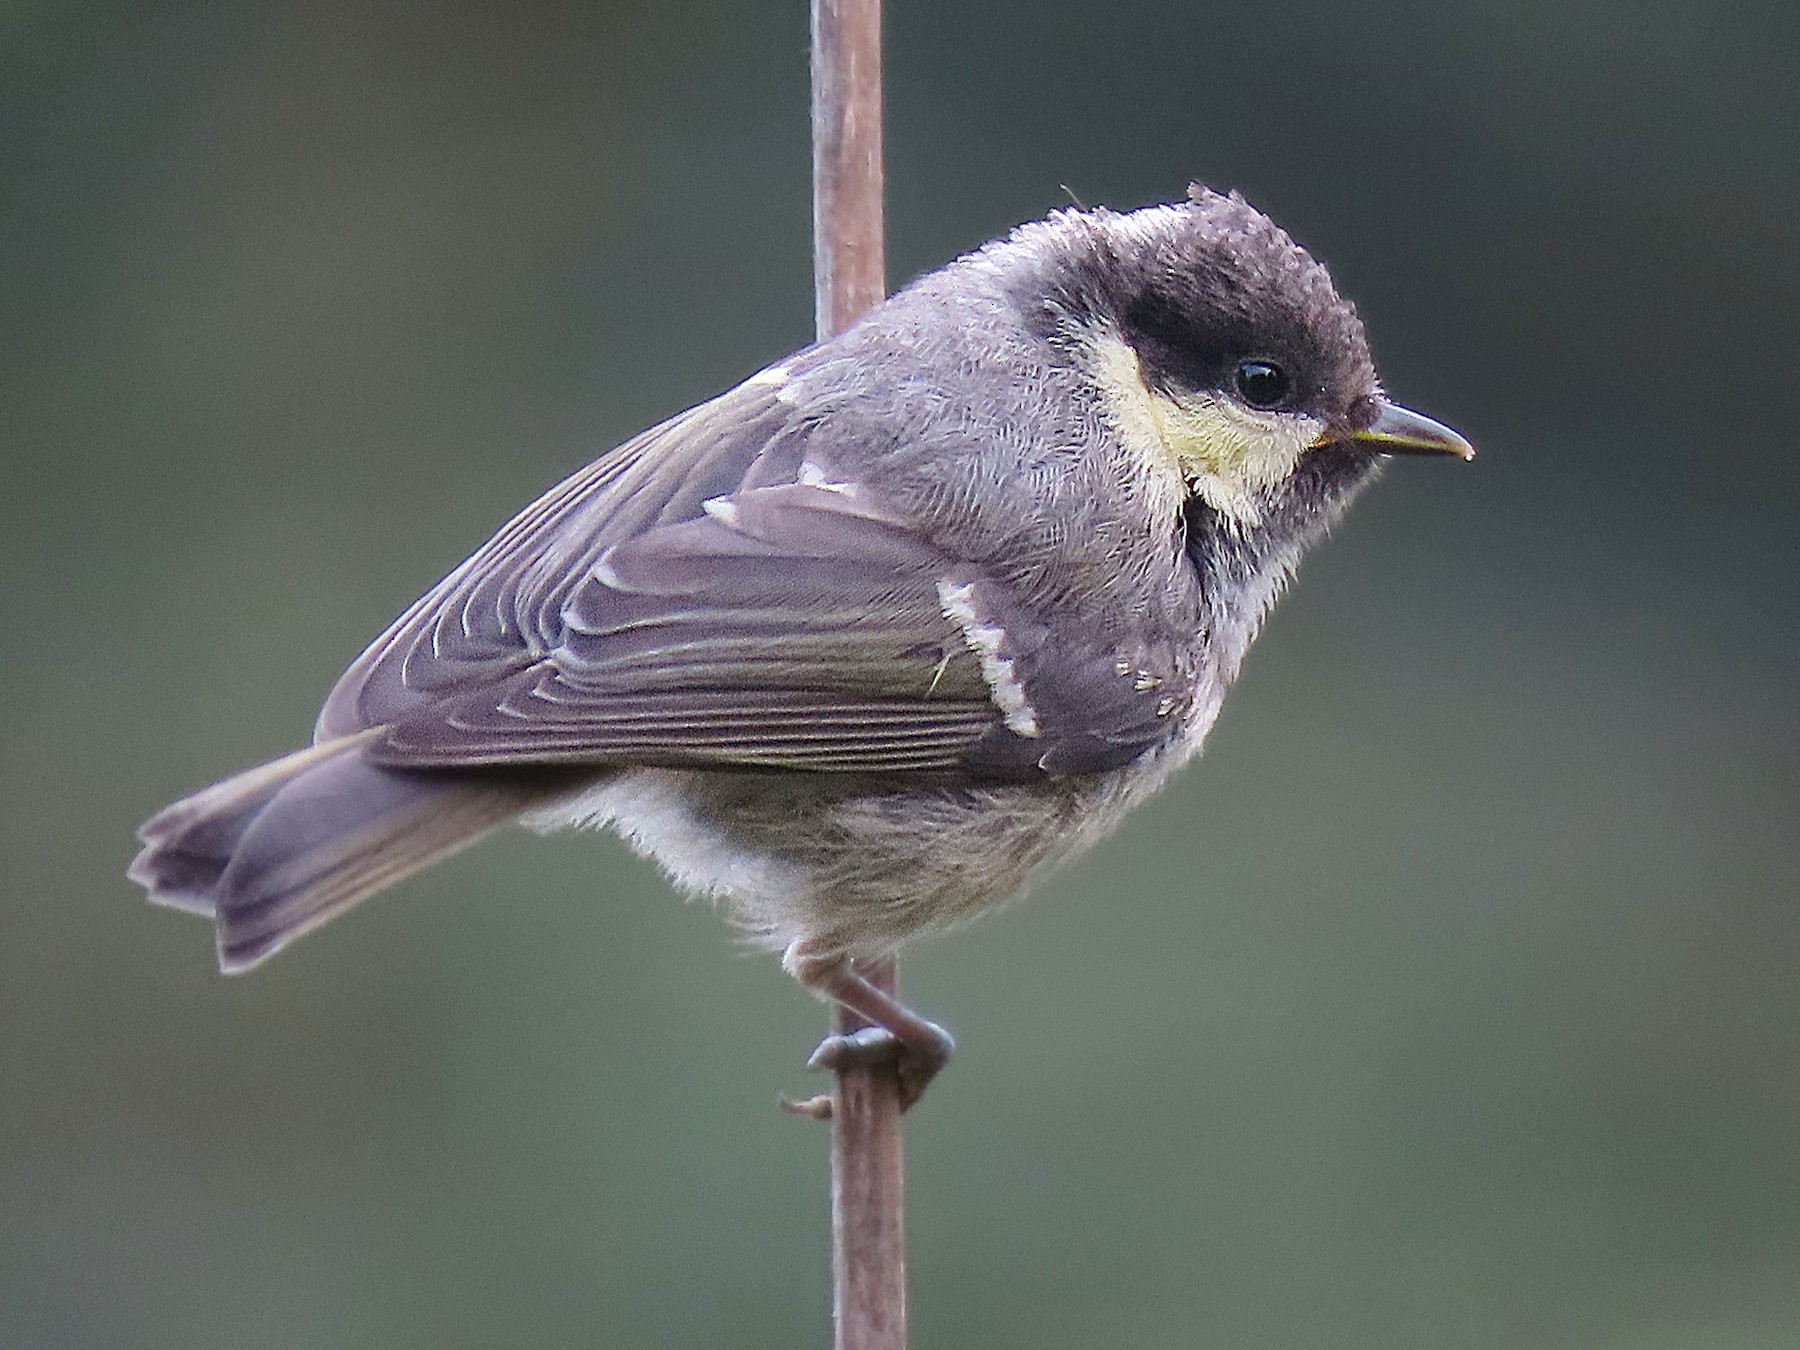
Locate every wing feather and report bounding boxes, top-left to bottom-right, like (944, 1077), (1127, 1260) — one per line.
(318, 363), (1196, 779)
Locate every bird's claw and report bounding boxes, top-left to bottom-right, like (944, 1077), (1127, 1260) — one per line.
(806, 1025), (900, 1072)
(780, 1092), (835, 1120)
(792, 1021), (953, 1115)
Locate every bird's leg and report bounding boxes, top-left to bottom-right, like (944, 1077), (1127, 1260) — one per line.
(782, 940), (955, 1115)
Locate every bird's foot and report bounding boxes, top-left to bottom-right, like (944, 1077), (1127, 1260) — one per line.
(780, 943), (955, 1119)
(805, 1021), (954, 1112)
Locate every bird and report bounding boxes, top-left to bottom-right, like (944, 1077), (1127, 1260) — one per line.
(130, 184), (1471, 1108)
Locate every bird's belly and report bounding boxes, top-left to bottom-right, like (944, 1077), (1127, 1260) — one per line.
(527, 731), (1207, 961)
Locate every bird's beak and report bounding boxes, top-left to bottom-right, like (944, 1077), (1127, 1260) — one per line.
(1321, 400), (1475, 460)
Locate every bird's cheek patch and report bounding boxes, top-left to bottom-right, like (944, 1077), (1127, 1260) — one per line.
(1085, 331), (1191, 521)
(1083, 332), (1320, 526)
(1153, 396), (1321, 525)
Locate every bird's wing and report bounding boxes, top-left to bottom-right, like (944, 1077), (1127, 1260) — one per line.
(320, 369), (1194, 779)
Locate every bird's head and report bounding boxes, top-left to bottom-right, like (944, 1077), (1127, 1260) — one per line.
(1022, 184), (1471, 526)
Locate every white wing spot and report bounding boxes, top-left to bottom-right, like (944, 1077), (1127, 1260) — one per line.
(743, 364), (789, 388)
(701, 496), (741, 526)
(936, 579), (1041, 738)
(798, 461), (856, 495)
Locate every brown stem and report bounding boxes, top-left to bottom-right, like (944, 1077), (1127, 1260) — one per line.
(813, 0), (886, 336)
(828, 957), (907, 1350)
(812, 2), (901, 1347)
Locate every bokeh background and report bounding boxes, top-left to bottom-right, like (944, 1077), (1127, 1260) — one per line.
(5, 1), (1798, 1345)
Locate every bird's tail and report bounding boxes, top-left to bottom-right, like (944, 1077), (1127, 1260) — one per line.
(130, 733), (575, 972)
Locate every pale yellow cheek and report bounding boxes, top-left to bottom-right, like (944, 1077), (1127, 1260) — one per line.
(1089, 335), (1190, 521)
(1086, 332), (1322, 526)
(1151, 394), (1321, 524)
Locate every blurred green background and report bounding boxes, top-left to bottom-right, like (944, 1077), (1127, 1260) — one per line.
(5, 0), (1798, 1345)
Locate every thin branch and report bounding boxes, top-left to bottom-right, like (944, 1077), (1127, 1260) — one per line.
(811, 2), (905, 1348)
(813, 0), (886, 334)
(828, 957), (907, 1350)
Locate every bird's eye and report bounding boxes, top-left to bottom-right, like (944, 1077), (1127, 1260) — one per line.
(1234, 360), (1290, 410)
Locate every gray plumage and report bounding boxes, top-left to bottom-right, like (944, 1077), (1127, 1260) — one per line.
(132, 186), (1467, 1033)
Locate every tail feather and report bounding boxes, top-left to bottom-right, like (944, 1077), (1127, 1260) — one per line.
(131, 735), (580, 972)
(131, 737), (369, 918)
